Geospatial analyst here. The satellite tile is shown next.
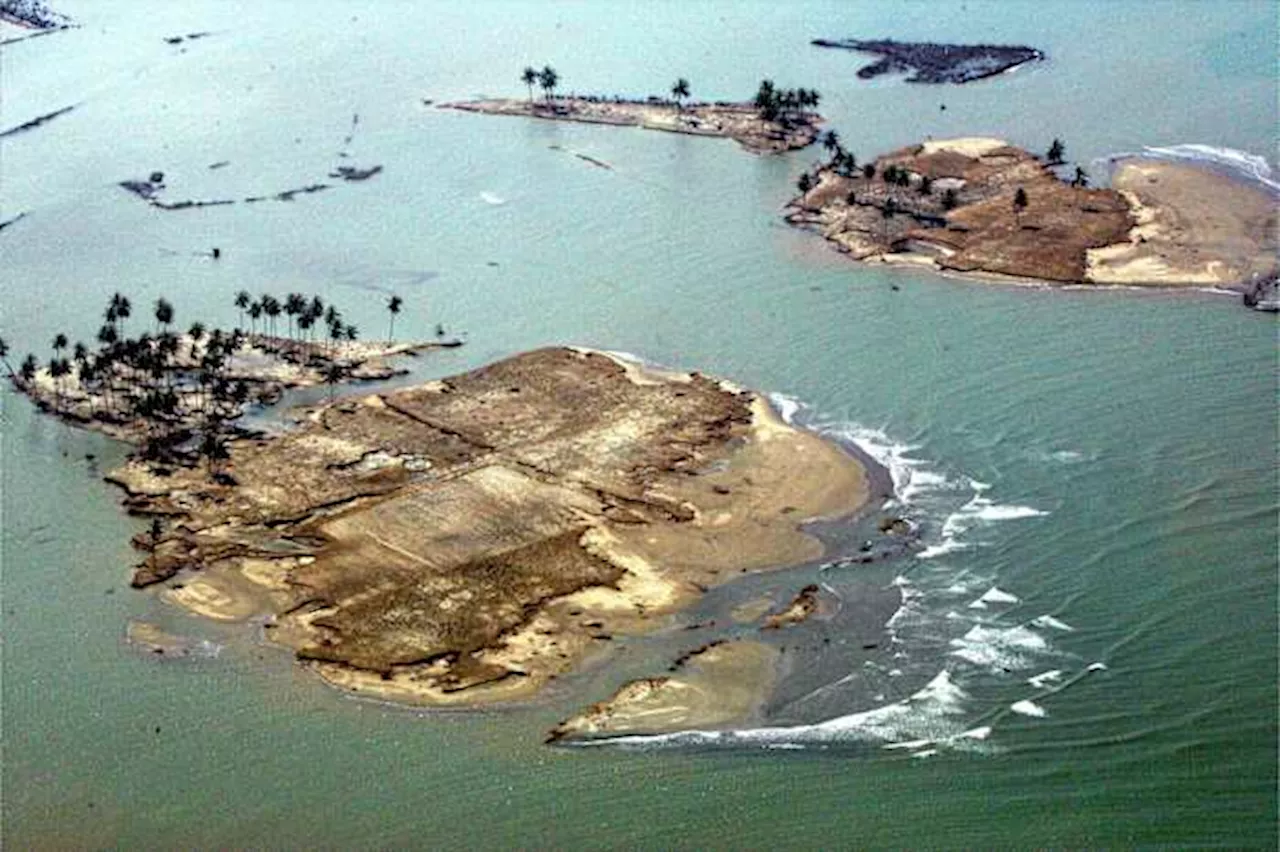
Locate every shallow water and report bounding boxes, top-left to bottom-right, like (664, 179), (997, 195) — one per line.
(2, 1), (1277, 847)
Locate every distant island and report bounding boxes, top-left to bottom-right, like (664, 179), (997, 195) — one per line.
(812, 38), (1043, 84)
(440, 69), (824, 154)
(786, 135), (1278, 294)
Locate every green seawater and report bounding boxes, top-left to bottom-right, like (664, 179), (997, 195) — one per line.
(2, 1), (1276, 847)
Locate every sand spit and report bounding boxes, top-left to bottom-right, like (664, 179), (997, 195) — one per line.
(109, 347), (870, 707)
(1086, 159), (1278, 286)
(787, 138), (1276, 294)
(439, 97), (821, 155)
(547, 640), (780, 742)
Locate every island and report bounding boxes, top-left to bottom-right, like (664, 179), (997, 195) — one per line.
(786, 136), (1278, 293)
(811, 38), (1044, 84)
(440, 71), (824, 154)
(94, 346), (872, 714)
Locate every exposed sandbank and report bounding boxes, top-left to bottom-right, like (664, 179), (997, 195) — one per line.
(1086, 159), (1278, 286)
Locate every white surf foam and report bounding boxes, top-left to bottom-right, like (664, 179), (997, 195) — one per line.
(479, 191), (507, 205)
(1010, 699), (1047, 718)
(1142, 144), (1280, 191)
(949, 624), (1048, 672)
(1107, 143), (1279, 192)
(969, 586), (1020, 609)
(1087, 661), (1108, 672)
(1031, 614), (1074, 632)
(1027, 669), (1064, 688)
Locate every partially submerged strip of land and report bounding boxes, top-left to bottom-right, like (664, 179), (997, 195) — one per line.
(812, 38), (1043, 84)
(0, 0), (73, 30)
(441, 74), (824, 154)
(0, 104), (76, 139)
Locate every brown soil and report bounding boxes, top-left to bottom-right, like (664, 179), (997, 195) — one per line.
(788, 137), (1133, 282)
(111, 347), (869, 706)
(439, 97), (821, 154)
(788, 138), (1276, 289)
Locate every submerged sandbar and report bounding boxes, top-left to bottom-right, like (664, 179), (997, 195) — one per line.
(111, 347), (871, 707)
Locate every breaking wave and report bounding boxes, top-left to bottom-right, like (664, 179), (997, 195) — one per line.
(569, 394), (1091, 756)
(1107, 143), (1279, 192)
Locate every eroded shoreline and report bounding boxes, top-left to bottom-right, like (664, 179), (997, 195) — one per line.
(101, 347), (882, 721)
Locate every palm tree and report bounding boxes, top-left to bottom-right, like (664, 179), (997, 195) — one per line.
(797, 172), (814, 194)
(538, 66), (559, 103)
(189, 322), (206, 344)
(52, 332), (68, 356)
(671, 78), (690, 111)
(112, 294), (131, 335)
(48, 356), (70, 411)
(234, 290), (251, 330)
(0, 336), (12, 378)
(880, 197), (898, 243)
(154, 298), (174, 334)
(386, 294), (403, 343)
(285, 293), (307, 339)
(1046, 138), (1066, 165)
(19, 354), (38, 388)
(522, 66), (539, 103)
(323, 362), (344, 400)
(1013, 187), (1028, 224)
(247, 301), (263, 335)
(862, 162), (876, 180)
(1072, 166), (1090, 188)
(822, 129), (840, 155)
(262, 295), (282, 337)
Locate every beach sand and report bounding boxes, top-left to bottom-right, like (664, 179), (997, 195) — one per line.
(1086, 159), (1278, 286)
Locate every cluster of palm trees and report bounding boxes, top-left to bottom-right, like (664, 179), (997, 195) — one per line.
(753, 80), (820, 125)
(521, 65), (560, 103)
(232, 290), (360, 352)
(4, 293), (255, 470)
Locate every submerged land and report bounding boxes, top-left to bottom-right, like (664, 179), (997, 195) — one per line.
(812, 38), (1043, 84)
(786, 137), (1278, 292)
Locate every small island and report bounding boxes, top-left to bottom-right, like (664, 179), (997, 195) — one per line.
(440, 69), (824, 154)
(14, 334), (875, 716)
(786, 135), (1278, 292)
(812, 38), (1043, 84)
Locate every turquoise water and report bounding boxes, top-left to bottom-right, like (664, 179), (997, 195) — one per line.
(2, 1), (1276, 847)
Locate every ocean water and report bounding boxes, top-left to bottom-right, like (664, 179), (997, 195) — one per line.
(2, 1), (1276, 847)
